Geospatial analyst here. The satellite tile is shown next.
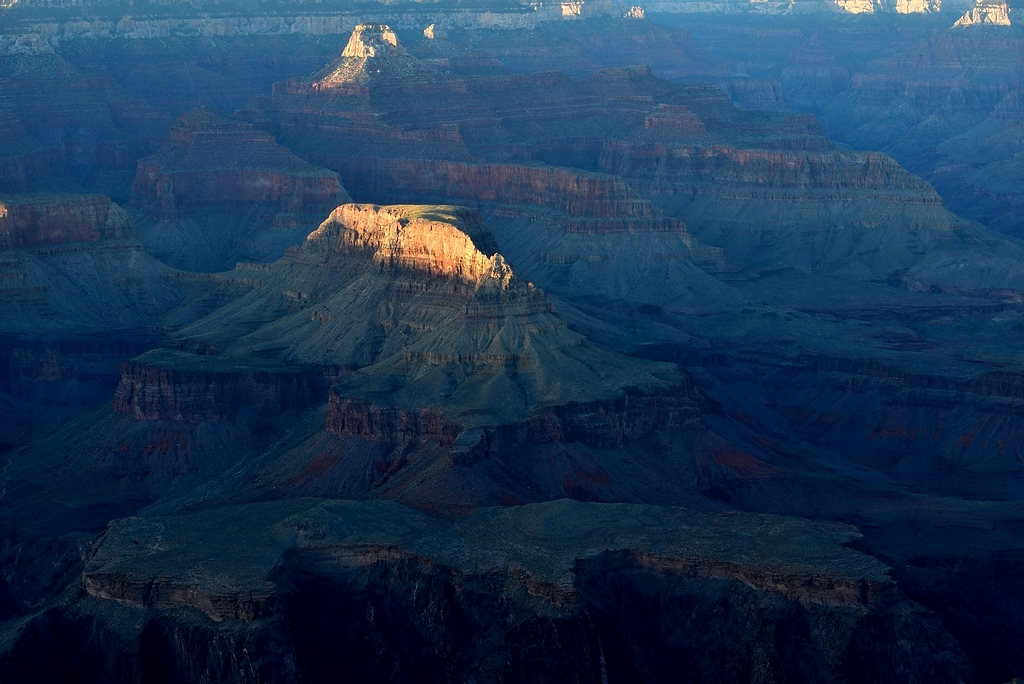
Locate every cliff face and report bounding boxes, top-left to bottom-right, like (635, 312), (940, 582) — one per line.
(241, 28), (1024, 296)
(112, 351), (317, 423)
(601, 146), (938, 197)
(241, 48), (736, 309)
(601, 142), (987, 277)
(774, 28), (1024, 243)
(0, 193), (189, 338)
(325, 386), (703, 461)
(953, 0), (1012, 26)
(41, 499), (969, 683)
(337, 158), (660, 221)
(131, 108), (347, 223)
(324, 394), (461, 448)
(131, 108), (349, 271)
(0, 194), (132, 249)
(312, 203), (513, 286)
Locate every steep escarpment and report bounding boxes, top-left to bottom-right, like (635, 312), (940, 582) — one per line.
(338, 158), (660, 220)
(30, 498), (967, 684)
(112, 350), (317, 423)
(0, 193), (132, 249)
(73, 202), (707, 515)
(325, 386), (702, 460)
(241, 43), (739, 309)
(952, 0), (1013, 26)
(0, 193), (188, 337)
(788, 28), (1024, 242)
(602, 141), (1015, 281)
(131, 108), (349, 271)
(131, 108), (346, 222)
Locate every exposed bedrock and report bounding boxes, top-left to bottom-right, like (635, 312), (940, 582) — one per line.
(326, 385), (703, 463)
(130, 108), (349, 271)
(334, 157), (661, 221)
(0, 194), (133, 249)
(601, 145), (940, 198)
(0, 54), (172, 199)
(131, 108), (347, 225)
(170, 203), (682, 430)
(112, 351), (319, 423)
(241, 28), (1017, 293)
(8, 499), (964, 683)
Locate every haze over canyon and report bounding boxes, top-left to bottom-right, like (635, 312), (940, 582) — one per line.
(1, 1), (1024, 682)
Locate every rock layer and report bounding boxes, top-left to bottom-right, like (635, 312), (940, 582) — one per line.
(57, 499), (972, 682)
(130, 108), (349, 271)
(240, 27), (1019, 297)
(0, 194), (132, 249)
(131, 108), (347, 225)
(112, 350), (317, 423)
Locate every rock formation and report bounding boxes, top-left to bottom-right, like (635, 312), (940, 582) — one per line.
(56, 499), (969, 684)
(0, 193), (131, 249)
(312, 23), (433, 87)
(0, 193), (208, 467)
(952, 0), (1012, 25)
(242, 29), (1024, 299)
(0, 53), (171, 200)
(172, 203), (683, 432)
(0, 193), (186, 337)
(130, 107), (349, 272)
(1, 12), (1024, 684)
(112, 350), (317, 423)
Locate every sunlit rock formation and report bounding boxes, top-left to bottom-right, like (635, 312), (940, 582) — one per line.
(313, 22), (435, 88)
(952, 0), (1011, 24)
(104, 202), (700, 507)
(243, 28), (1024, 300)
(170, 203), (682, 430)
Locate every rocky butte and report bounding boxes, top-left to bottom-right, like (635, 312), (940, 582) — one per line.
(154, 203), (693, 457)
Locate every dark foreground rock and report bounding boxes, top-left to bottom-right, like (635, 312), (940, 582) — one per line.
(0, 499), (972, 683)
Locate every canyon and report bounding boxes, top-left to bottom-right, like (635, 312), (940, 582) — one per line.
(0, 11), (1022, 684)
